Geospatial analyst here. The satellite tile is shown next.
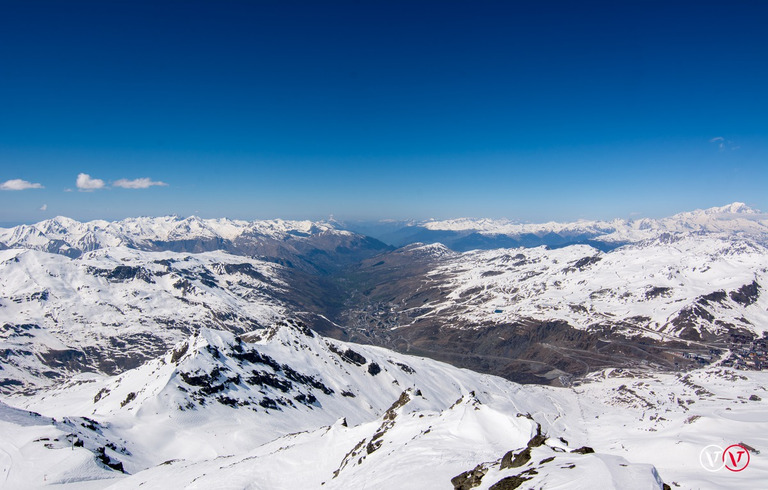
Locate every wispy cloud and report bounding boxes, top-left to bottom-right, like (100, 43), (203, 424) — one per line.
(710, 136), (726, 151)
(40, 204), (48, 211)
(709, 136), (739, 151)
(0, 179), (44, 191)
(76, 173), (105, 191)
(113, 177), (168, 189)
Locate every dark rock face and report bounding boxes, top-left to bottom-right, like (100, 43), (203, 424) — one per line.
(281, 366), (334, 395)
(39, 349), (89, 371)
(171, 343), (189, 364)
(570, 255), (602, 272)
(391, 361), (415, 374)
(500, 447), (531, 469)
(222, 263), (268, 281)
(96, 446), (125, 472)
(571, 446), (595, 454)
(488, 476), (531, 490)
(328, 344), (367, 366)
(526, 425), (546, 448)
(120, 392), (137, 407)
(697, 290), (727, 305)
(105, 266), (155, 283)
(246, 371), (293, 392)
(451, 464), (488, 490)
(671, 305), (715, 339)
(0, 379), (23, 388)
(645, 287), (672, 300)
(179, 367), (233, 396)
(730, 281), (761, 306)
(1, 323), (42, 338)
(367, 362), (381, 376)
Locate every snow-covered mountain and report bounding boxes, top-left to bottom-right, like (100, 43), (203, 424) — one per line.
(0, 215), (391, 272)
(362, 202), (768, 250)
(419, 234), (767, 340)
(4, 203), (766, 258)
(1, 204), (768, 488)
(2, 322), (765, 489)
(0, 216), (334, 252)
(4, 205), (767, 392)
(0, 247), (290, 393)
(424, 202), (768, 238)
(341, 231), (767, 384)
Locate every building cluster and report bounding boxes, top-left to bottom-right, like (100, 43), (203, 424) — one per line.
(721, 336), (768, 370)
(679, 349), (720, 367)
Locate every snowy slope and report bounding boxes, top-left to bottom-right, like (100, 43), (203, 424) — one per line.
(2, 322), (765, 489)
(2, 323), (675, 489)
(12, 323), (535, 467)
(379, 234), (768, 340)
(0, 401), (119, 488)
(0, 247), (289, 393)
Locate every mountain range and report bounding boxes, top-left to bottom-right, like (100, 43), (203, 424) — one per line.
(2, 203), (767, 388)
(346, 202), (768, 250)
(1, 202), (767, 488)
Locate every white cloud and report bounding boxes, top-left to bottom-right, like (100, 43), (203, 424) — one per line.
(0, 179), (44, 191)
(709, 137), (724, 143)
(40, 204), (48, 211)
(113, 177), (168, 189)
(76, 173), (105, 191)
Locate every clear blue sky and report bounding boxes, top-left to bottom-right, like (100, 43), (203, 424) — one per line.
(1, 0), (766, 224)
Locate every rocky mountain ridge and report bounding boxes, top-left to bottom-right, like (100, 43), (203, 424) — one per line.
(0, 215), (391, 273)
(1, 322), (686, 489)
(3, 321), (766, 488)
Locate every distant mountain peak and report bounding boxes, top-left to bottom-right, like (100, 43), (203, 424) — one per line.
(400, 242), (456, 258)
(712, 201), (759, 214)
(673, 201), (761, 217)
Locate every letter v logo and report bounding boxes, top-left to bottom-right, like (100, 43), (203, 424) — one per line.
(700, 444), (725, 472)
(724, 445), (750, 472)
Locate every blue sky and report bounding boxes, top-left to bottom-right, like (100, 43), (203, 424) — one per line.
(1, 0), (766, 224)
